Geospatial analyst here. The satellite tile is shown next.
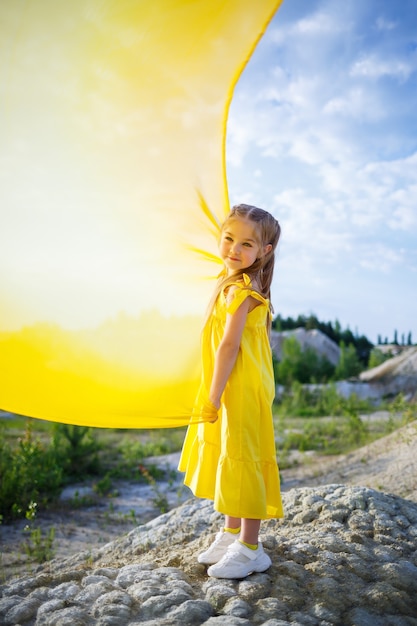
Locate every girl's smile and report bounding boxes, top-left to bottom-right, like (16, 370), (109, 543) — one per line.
(219, 218), (260, 274)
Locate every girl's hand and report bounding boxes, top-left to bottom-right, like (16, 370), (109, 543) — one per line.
(202, 398), (219, 423)
(209, 396), (221, 410)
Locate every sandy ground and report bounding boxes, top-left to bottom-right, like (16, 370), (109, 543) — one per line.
(1, 421), (416, 584)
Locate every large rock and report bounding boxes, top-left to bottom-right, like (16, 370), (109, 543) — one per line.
(1, 485), (417, 625)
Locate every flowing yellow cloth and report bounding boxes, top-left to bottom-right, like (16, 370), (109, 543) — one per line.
(0, 0), (282, 428)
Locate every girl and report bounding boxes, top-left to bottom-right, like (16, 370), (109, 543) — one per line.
(178, 204), (283, 579)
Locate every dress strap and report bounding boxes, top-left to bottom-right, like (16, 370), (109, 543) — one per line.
(225, 273), (268, 315)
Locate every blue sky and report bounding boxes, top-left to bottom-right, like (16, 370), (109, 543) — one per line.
(226, 0), (417, 345)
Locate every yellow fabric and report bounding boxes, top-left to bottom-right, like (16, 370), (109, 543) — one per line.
(0, 0), (283, 428)
(178, 277), (283, 519)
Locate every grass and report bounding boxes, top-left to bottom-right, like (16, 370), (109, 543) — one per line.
(273, 391), (416, 468)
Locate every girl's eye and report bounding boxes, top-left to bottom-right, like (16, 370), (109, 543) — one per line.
(243, 242), (252, 247)
(225, 236), (233, 242)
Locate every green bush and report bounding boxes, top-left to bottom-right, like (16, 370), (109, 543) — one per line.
(52, 424), (102, 478)
(0, 421), (103, 521)
(0, 423), (63, 521)
(274, 337), (335, 386)
(0, 418), (186, 521)
(23, 501), (56, 563)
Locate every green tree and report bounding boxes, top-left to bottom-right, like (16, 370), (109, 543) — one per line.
(368, 348), (389, 369)
(334, 341), (362, 380)
(274, 337), (335, 386)
(273, 315), (282, 331)
(305, 314), (319, 330)
(275, 336), (305, 386)
(272, 313), (373, 365)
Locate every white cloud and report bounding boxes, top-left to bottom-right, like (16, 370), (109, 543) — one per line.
(350, 54), (415, 82)
(375, 17), (398, 32)
(323, 87), (385, 121)
(294, 12), (341, 35)
(359, 244), (404, 273)
(270, 8), (349, 44)
(272, 187), (352, 257)
(387, 195), (417, 231)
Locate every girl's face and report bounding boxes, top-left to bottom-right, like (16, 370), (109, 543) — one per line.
(219, 217), (262, 275)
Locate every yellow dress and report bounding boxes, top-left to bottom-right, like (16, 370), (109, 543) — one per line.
(178, 274), (284, 519)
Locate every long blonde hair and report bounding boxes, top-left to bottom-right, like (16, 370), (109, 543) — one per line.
(207, 204), (281, 322)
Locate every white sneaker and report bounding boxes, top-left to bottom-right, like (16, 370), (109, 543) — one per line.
(207, 540), (271, 579)
(197, 529), (240, 565)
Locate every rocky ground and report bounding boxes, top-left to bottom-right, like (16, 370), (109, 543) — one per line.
(1, 485), (417, 625)
(1, 421), (416, 625)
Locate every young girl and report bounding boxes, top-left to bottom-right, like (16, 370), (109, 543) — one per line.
(178, 204), (283, 579)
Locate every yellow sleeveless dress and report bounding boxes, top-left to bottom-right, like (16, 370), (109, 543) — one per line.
(178, 274), (284, 519)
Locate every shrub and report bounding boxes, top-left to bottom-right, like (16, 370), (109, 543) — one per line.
(51, 424), (102, 478)
(274, 337), (335, 386)
(0, 422), (63, 521)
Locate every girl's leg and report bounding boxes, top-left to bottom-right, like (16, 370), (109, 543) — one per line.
(240, 518), (261, 545)
(225, 517), (261, 544)
(224, 515), (241, 531)
(207, 517), (271, 578)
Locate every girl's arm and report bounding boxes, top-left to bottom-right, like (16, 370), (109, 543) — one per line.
(208, 288), (251, 409)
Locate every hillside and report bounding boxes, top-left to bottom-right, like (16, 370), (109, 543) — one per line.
(360, 346), (417, 396)
(270, 328), (340, 365)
